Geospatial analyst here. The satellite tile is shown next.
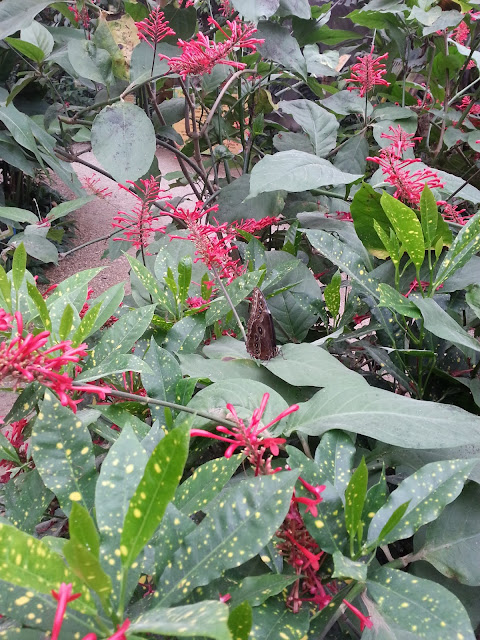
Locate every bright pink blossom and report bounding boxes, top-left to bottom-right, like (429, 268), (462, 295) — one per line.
(113, 177), (169, 250)
(0, 309), (13, 332)
(437, 200), (473, 225)
(161, 18), (263, 79)
(81, 174), (113, 199)
(234, 216), (281, 234)
(380, 124), (421, 157)
(135, 7), (175, 49)
(0, 311), (110, 411)
(51, 583), (82, 640)
(404, 278), (444, 298)
(345, 49), (390, 97)
(343, 599), (373, 631)
(191, 392), (298, 475)
(186, 296), (211, 310)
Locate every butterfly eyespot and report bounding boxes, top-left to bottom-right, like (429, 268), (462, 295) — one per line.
(246, 287), (277, 361)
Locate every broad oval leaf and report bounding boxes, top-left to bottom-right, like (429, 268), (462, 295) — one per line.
(91, 102), (156, 183)
(277, 99), (339, 157)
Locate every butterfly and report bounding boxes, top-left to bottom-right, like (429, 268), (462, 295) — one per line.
(246, 287), (278, 361)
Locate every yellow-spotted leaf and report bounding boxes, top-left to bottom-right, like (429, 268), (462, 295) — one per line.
(380, 192), (425, 271)
(120, 422), (190, 569)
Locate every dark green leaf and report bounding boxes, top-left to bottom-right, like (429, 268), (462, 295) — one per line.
(344, 458), (368, 544)
(277, 99), (338, 157)
(229, 574), (298, 609)
(314, 430), (356, 498)
(228, 601), (252, 640)
(332, 551), (367, 582)
(381, 192), (425, 270)
(11, 243), (26, 291)
(141, 338), (182, 425)
(434, 211), (480, 288)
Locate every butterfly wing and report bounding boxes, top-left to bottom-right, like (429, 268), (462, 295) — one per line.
(246, 288), (278, 361)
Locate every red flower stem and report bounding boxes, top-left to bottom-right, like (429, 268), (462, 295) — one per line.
(211, 266), (248, 343)
(74, 385), (238, 429)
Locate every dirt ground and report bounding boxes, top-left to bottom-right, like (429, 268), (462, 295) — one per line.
(0, 146), (192, 416)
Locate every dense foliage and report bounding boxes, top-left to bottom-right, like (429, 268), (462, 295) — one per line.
(1, 0), (480, 638)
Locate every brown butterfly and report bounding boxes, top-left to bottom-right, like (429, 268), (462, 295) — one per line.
(246, 287), (278, 361)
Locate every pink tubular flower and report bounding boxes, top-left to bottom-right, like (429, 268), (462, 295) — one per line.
(0, 309), (13, 332)
(135, 7), (175, 49)
(113, 177), (169, 250)
(168, 201), (243, 282)
(0, 311), (110, 412)
(345, 48), (390, 97)
(51, 583), (82, 640)
(69, 4), (91, 34)
(437, 200), (473, 225)
(81, 174), (113, 199)
(161, 18), (263, 79)
(234, 216), (281, 235)
(367, 126), (444, 207)
(186, 296), (211, 310)
(191, 392), (298, 475)
(343, 599), (373, 631)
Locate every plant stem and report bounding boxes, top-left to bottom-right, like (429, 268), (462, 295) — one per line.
(212, 266), (248, 343)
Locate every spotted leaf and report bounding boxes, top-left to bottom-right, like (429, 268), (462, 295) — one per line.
(129, 600), (231, 639)
(228, 574), (298, 609)
(249, 595), (309, 640)
(434, 210), (480, 288)
(173, 454), (244, 516)
(3, 469), (53, 534)
(164, 315), (206, 355)
(344, 457), (368, 548)
(127, 254), (176, 315)
(381, 192), (425, 271)
(75, 352), (152, 382)
(156, 470), (299, 607)
(366, 567), (475, 639)
(95, 425), (147, 604)
(141, 337), (182, 426)
(205, 270), (264, 326)
(149, 503), (197, 581)
(0, 521), (96, 616)
(120, 422), (190, 570)
(228, 601), (252, 640)
(31, 390), (96, 516)
(314, 430), (356, 500)
(367, 459), (476, 546)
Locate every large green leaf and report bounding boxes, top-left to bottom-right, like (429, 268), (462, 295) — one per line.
(165, 315), (206, 355)
(231, 0), (279, 20)
(344, 458), (368, 545)
(0, 0), (55, 40)
(156, 471), (299, 606)
(95, 426), (147, 605)
(3, 469), (53, 534)
(141, 338), (182, 425)
(434, 211), (480, 288)
(229, 574), (298, 609)
(303, 228), (381, 299)
(381, 192), (425, 270)
(367, 459), (475, 546)
(31, 391), (96, 516)
(350, 182), (391, 258)
(0, 206), (38, 224)
(130, 601), (230, 639)
(249, 596), (309, 640)
(277, 99), (339, 157)
(91, 102), (156, 183)
(284, 386), (480, 448)
(366, 567), (475, 640)
(20, 20), (53, 57)
(120, 422), (190, 569)
(173, 454), (243, 516)
(414, 482), (480, 586)
(0, 521), (96, 616)
(67, 38), (114, 85)
(256, 20), (306, 77)
(75, 353), (152, 382)
(412, 296), (480, 354)
(314, 430), (356, 499)
(216, 174), (285, 225)
(250, 151), (361, 197)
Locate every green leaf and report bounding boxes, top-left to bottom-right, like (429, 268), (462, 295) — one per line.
(256, 21), (307, 78)
(0, 432), (20, 464)
(67, 38), (113, 85)
(157, 471), (299, 607)
(378, 282), (421, 318)
(216, 174), (285, 225)
(344, 458), (368, 545)
(165, 316), (206, 355)
(231, 0), (279, 21)
(91, 102), (156, 183)
(120, 422), (190, 569)
(58, 303), (74, 341)
(177, 256), (192, 304)
(205, 270), (264, 325)
(11, 243), (26, 291)
(314, 430), (356, 498)
(0, 0), (60, 40)
(87, 304), (155, 367)
(88, 283), (124, 334)
(414, 482), (480, 586)
(70, 303), (101, 347)
(303, 229), (381, 300)
(366, 567), (476, 639)
(284, 385), (480, 449)
(367, 459), (475, 546)
(373, 219), (400, 263)
(4, 37), (45, 63)
(68, 502), (100, 556)
(228, 601), (252, 640)
(75, 353), (152, 383)
(127, 254), (175, 314)
(95, 425), (147, 605)
(26, 282), (51, 330)
(46, 196), (95, 222)
(0, 264), (12, 310)
(173, 454), (244, 516)
(332, 551), (367, 582)
(324, 269), (341, 318)
(249, 596), (309, 640)
(277, 99), (339, 157)
(229, 574), (298, 609)
(141, 338), (182, 425)
(130, 601), (231, 639)
(0, 520), (96, 616)
(249, 150), (361, 197)
(63, 538), (113, 611)
(31, 390), (96, 516)
(434, 210), (480, 288)
(381, 192), (425, 270)
(412, 296), (480, 354)
(0, 206), (38, 224)
(420, 184), (439, 250)
(375, 501), (410, 546)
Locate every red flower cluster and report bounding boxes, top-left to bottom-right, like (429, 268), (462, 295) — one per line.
(404, 278), (444, 298)
(161, 17), (263, 79)
(113, 177), (169, 250)
(50, 583), (129, 640)
(367, 125), (444, 207)
(0, 311), (110, 412)
(190, 394), (372, 630)
(438, 200), (473, 225)
(0, 418), (29, 484)
(135, 7), (175, 49)
(81, 174), (113, 199)
(345, 48), (390, 97)
(69, 3), (92, 34)
(0, 309), (13, 332)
